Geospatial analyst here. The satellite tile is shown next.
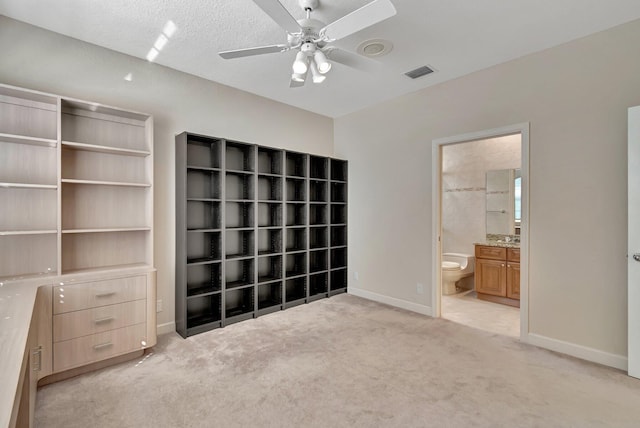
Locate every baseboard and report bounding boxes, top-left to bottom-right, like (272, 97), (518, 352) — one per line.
(157, 321), (176, 336)
(348, 287), (433, 316)
(526, 333), (628, 371)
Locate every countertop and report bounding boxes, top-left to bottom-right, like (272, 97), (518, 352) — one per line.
(474, 241), (520, 249)
(0, 279), (40, 428)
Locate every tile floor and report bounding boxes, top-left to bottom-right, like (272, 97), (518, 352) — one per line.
(442, 289), (520, 337)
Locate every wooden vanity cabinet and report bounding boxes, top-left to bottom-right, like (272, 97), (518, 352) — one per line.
(475, 245), (520, 307)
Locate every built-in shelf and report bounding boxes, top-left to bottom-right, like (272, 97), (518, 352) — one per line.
(62, 227), (151, 234)
(187, 166), (221, 172)
(61, 179), (151, 187)
(0, 132), (57, 147)
(0, 182), (57, 189)
(0, 229), (57, 236)
(62, 140), (150, 157)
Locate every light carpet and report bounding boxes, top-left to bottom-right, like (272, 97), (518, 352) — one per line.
(35, 294), (640, 427)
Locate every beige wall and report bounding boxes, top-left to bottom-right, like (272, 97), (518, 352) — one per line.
(335, 19), (640, 358)
(0, 16), (334, 331)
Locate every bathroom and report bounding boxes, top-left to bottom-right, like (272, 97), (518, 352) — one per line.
(440, 134), (522, 336)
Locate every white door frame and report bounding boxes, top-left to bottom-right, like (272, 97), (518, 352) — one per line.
(431, 123), (530, 341)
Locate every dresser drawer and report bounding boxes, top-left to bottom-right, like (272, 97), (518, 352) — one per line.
(507, 248), (520, 262)
(53, 323), (147, 372)
(475, 245), (507, 261)
(53, 299), (147, 342)
(54, 275), (146, 314)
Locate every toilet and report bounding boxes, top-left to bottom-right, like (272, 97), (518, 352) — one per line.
(442, 253), (475, 295)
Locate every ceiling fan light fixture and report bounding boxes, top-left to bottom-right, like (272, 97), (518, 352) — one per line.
(313, 50), (332, 74)
(291, 71), (306, 82)
(309, 61), (326, 83)
(292, 51), (309, 74)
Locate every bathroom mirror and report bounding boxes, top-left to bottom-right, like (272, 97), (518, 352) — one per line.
(485, 168), (521, 236)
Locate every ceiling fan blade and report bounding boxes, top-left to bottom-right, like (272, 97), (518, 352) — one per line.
(321, 0), (396, 41)
(324, 47), (380, 73)
(290, 70), (308, 88)
(253, 0), (302, 34)
(219, 44), (288, 59)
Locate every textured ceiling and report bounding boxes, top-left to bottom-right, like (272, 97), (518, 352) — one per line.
(2, 0), (640, 117)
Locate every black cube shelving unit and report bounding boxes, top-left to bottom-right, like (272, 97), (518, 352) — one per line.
(176, 132), (347, 337)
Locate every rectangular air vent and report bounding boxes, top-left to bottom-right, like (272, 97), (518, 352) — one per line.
(404, 65), (434, 79)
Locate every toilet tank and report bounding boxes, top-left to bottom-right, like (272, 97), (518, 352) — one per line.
(442, 253), (475, 273)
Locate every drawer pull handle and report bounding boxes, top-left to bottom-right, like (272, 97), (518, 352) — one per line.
(95, 292), (116, 298)
(94, 316), (115, 324)
(93, 342), (113, 350)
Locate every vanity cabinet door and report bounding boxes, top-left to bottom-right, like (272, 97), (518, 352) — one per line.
(507, 262), (520, 299)
(475, 258), (506, 297)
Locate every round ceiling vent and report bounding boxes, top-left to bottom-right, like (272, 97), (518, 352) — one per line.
(357, 39), (393, 57)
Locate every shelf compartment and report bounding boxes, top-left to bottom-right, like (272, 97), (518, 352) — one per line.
(187, 169), (221, 200)
(286, 152), (307, 177)
(226, 141), (254, 172)
(0, 89), (57, 141)
(225, 287), (254, 318)
(0, 234), (57, 279)
(330, 268), (347, 291)
(225, 229), (254, 259)
(331, 247), (347, 269)
(0, 187), (57, 231)
(187, 262), (222, 297)
(309, 180), (327, 202)
(331, 182), (347, 203)
(187, 231), (221, 264)
(286, 178), (306, 202)
(0, 140), (57, 185)
(286, 203), (306, 226)
(258, 255), (283, 283)
(61, 179), (150, 188)
(285, 277), (307, 302)
(310, 226), (328, 249)
(309, 156), (328, 180)
(258, 175), (282, 201)
(62, 146), (148, 184)
(286, 252), (307, 277)
(309, 249), (328, 273)
(0, 230), (57, 236)
(187, 293), (221, 329)
(258, 147), (282, 175)
(61, 100), (149, 152)
(330, 204), (347, 224)
(286, 227), (306, 252)
(62, 185), (148, 230)
(226, 171), (254, 200)
(331, 159), (348, 182)
(258, 281), (283, 310)
(62, 141), (149, 157)
(62, 227), (150, 234)
(258, 228), (282, 255)
(225, 201), (254, 229)
(225, 258), (254, 289)
(61, 230), (149, 273)
(309, 272), (328, 296)
(331, 225), (347, 247)
(187, 200), (221, 230)
(309, 204), (327, 226)
(258, 202), (282, 228)
(187, 135), (222, 169)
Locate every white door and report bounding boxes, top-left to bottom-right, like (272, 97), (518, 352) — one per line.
(629, 106), (640, 378)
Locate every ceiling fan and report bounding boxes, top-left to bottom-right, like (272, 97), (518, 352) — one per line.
(219, 0), (396, 87)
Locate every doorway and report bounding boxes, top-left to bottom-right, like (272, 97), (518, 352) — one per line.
(431, 124), (529, 340)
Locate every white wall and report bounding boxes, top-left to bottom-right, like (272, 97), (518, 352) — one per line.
(335, 18), (640, 360)
(0, 16), (334, 331)
(442, 135), (521, 255)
